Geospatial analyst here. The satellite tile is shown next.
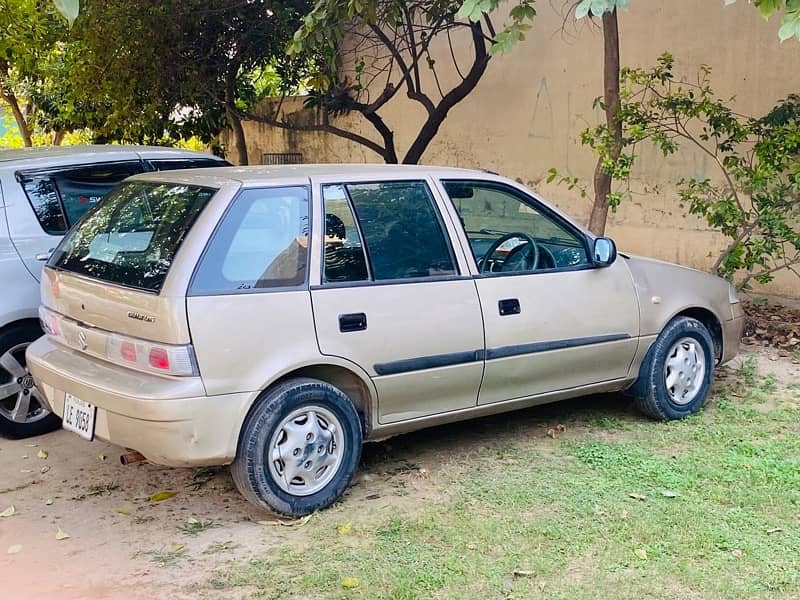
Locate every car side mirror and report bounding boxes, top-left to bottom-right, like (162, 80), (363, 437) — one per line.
(592, 237), (617, 267)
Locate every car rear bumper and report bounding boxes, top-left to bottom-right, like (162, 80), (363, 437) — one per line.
(26, 336), (252, 467)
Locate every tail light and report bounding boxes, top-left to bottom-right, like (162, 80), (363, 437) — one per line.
(39, 306), (197, 377)
(39, 305), (64, 339)
(106, 334), (198, 376)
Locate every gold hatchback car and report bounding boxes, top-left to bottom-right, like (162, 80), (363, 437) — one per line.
(27, 165), (743, 516)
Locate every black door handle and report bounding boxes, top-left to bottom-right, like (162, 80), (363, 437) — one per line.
(339, 313), (367, 332)
(498, 298), (521, 316)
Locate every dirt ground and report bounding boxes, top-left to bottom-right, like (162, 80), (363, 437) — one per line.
(1, 346), (798, 600)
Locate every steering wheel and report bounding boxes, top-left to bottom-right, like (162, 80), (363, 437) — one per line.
(480, 232), (540, 273)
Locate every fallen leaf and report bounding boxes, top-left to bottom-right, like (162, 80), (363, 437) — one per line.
(546, 428), (557, 439)
(556, 424), (567, 432)
(97, 453), (107, 462)
(149, 491), (177, 503)
(628, 493), (647, 501)
(341, 577), (360, 589)
(258, 514), (313, 527)
(634, 548), (648, 561)
(37, 450), (48, 460)
(337, 522), (353, 536)
(186, 517), (199, 525)
(55, 527), (70, 540)
(170, 543), (184, 553)
(659, 489), (678, 498)
(513, 569), (535, 577)
(767, 527), (783, 534)
(0, 505), (16, 518)
(25, 443), (37, 447)
(20, 469), (32, 474)
(732, 549), (743, 558)
(116, 508), (131, 515)
(40, 466), (50, 474)
(7, 545), (22, 554)
(45, 499), (53, 506)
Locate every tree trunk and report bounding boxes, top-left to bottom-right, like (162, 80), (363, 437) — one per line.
(224, 70), (248, 166)
(52, 130), (66, 145)
(226, 106), (248, 166)
(587, 9), (623, 236)
(2, 93), (33, 147)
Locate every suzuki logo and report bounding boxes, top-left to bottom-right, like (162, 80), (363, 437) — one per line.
(78, 330), (88, 351)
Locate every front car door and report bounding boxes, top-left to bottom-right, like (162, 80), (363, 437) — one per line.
(310, 177), (485, 424)
(436, 179), (640, 405)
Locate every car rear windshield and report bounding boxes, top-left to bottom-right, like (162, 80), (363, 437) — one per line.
(49, 181), (215, 292)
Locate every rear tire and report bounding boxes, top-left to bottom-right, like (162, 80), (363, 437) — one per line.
(632, 316), (715, 421)
(0, 322), (61, 438)
(231, 378), (362, 517)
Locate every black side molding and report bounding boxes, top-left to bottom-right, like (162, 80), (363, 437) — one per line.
(485, 333), (631, 360)
(374, 349), (484, 376)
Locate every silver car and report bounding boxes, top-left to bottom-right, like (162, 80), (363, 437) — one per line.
(0, 146), (227, 437)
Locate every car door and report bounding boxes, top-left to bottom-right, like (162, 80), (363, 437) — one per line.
(5, 159), (144, 280)
(310, 178), (485, 424)
(437, 179), (640, 405)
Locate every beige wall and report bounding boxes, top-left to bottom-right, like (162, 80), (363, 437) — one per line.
(228, 0), (800, 297)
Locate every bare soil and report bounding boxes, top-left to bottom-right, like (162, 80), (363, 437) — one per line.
(1, 346), (798, 600)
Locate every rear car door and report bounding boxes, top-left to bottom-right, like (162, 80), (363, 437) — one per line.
(438, 179), (640, 405)
(310, 178), (485, 424)
(7, 159), (144, 280)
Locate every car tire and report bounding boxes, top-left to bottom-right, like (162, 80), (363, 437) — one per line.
(231, 377), (363, 517)
(0, 322), (61, 438)
(633, 316), (715, 421)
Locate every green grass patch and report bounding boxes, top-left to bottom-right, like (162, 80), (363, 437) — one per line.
(213, 358), (800, 599)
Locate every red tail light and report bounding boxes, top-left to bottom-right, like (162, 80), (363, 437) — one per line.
(120, 341), (137, 362)
(148, 348), (170, 370)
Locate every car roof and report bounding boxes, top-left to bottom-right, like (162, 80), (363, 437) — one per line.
(0, 145), (221, 166)
(129, 163), (493, 188)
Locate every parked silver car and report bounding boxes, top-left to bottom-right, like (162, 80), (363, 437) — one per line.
(27, 165), (743, 516)
(0, 145), (227, 437)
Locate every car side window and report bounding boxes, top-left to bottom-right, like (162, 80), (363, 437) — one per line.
(191, 186), (310, 294)
(321, 185), (369, 283)
(442, 180), (589, 273)
(344, 180), (457, 281)
(19, 161), (143, 234)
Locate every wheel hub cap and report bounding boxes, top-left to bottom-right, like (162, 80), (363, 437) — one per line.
(663, 337), (706, 406)
(267, 406), (344, 496)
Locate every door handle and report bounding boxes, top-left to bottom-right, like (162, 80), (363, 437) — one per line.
(36, 248), (55, 261)
(498, 298), (521, 316)
(339, 313), (367, 332)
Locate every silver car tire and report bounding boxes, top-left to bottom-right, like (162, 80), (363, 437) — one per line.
(632, 316), (715, 421)
(231, 377), (363, 517)
(0, 322), (61, 438)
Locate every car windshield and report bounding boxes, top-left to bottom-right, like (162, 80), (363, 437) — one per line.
(49, 181), (215, 292)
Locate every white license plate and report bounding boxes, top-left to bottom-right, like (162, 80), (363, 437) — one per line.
(62, 393), (96, 441)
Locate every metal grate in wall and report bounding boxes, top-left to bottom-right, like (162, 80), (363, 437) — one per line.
(261, 152), (303, 165)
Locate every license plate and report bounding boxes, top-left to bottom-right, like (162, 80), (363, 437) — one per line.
(62, 393), (96, 441)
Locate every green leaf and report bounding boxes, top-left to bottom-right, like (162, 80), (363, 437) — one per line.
(52, 0), (80, 25)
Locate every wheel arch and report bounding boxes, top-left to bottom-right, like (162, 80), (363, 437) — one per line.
(669, 306), (724, 362)
(234, 359), (377, 454)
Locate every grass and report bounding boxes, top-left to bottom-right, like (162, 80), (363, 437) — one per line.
(212, 355), (800, 599)
(178, 517), (217, 535)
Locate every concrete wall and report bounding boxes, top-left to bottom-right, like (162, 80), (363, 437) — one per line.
(227, 0), (800, 297)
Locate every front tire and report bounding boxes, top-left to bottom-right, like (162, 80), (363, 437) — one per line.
(633, 316), (715, 420)
(231, 378), (363, 517)
(0, 322), (61, 438)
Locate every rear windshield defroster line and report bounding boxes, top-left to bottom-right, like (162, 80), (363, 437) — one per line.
(49, 181), (216, 293)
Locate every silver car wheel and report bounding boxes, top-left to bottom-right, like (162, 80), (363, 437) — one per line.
(663, 337), (706, 406)
(267, 405), (344, 496)
(0, 342), (49, 425)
